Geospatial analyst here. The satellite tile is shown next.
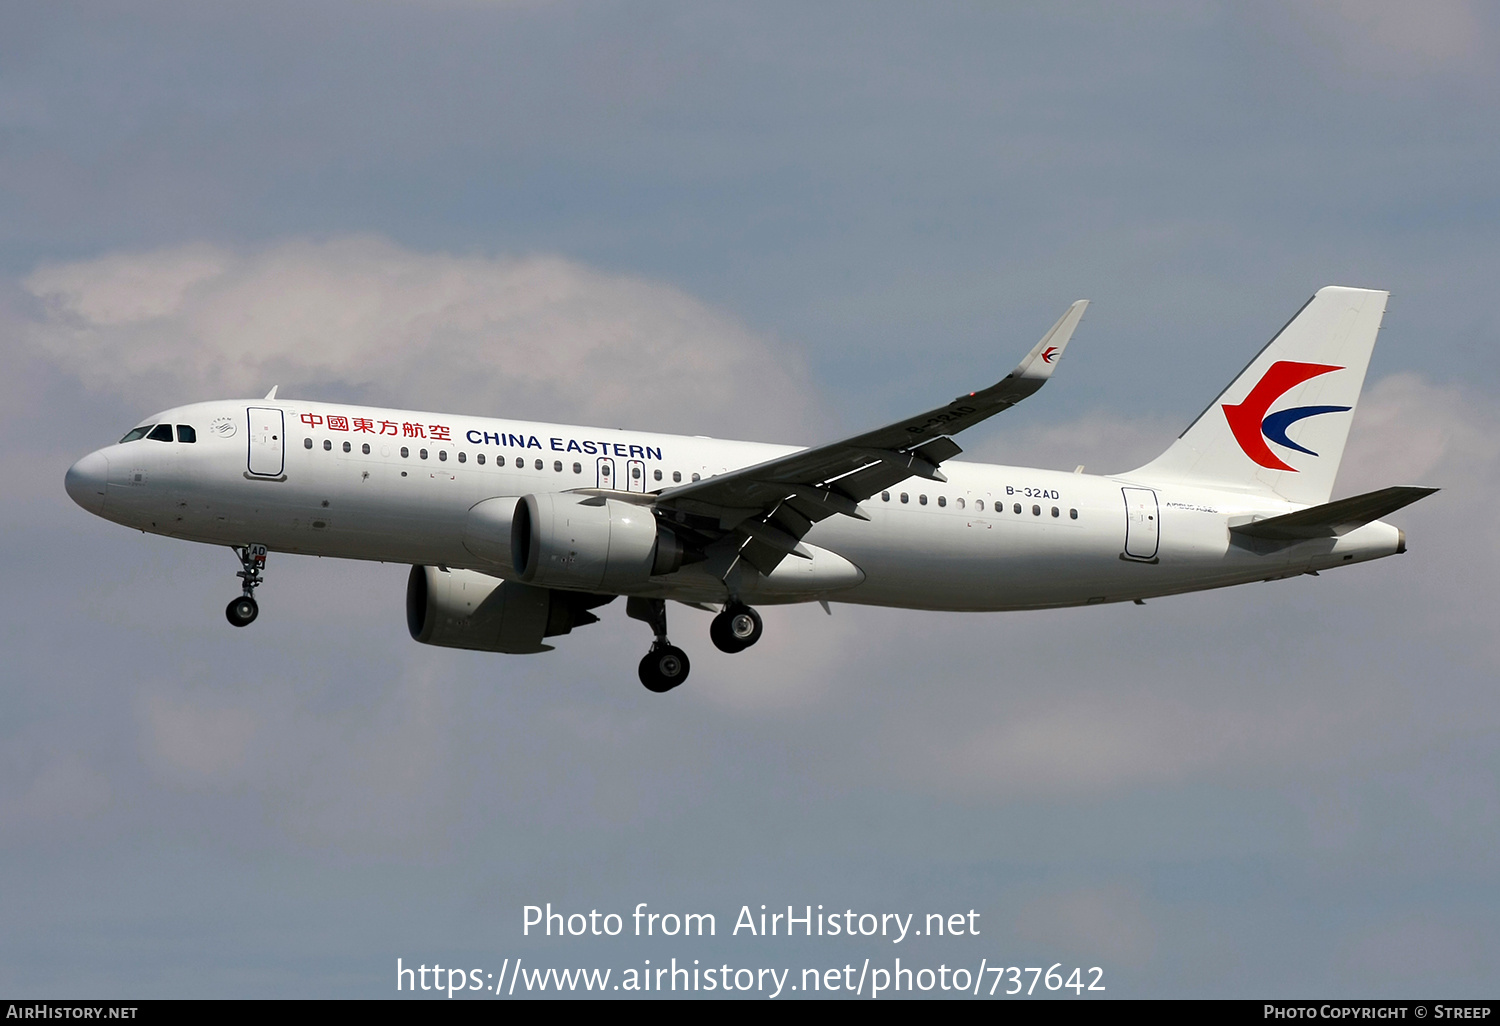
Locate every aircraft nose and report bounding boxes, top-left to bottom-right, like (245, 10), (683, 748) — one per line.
(65, 450), (109, 514)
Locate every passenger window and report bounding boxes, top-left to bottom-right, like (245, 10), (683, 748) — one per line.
(477, 453), (485, 465)
(534, 459), (543, 471)
(672, 471), (682, 483)
(1014, 503), (1022, 514)
(1069, 508), (1078, 519)
(323, 439), (332, 451)
(1032, 505), (1041, 516)
(881, 491), (889, 501)
(400, 447), (409, 458)
(342, 441), (351, 453)
(573, 462), (582, 474)
(438, 450), (447, 461)
(177, 425), (197, 443)
(956, 497), (965, 509)
(654, 469), (662, 481)
(601, 463), (610, 477)
(457, 452), (466, 463)
(362, 443), (371, 455)
(148, 424), (173, 442)
(554, 460), (563, 472)
(304, 438), (313, 449)
(691, 473), (701, 482)
(937, 496), (946, 508)
(631, 466), (641, 479)
(495, 455), (504, 466)
(900, 493), (909, 503)
(919, 494), (927, 505)
(120, 425), (153, 443)
(976, 499), (984, 511)
(1051, 506), (1060, 517)
(419, 448), (428, 459)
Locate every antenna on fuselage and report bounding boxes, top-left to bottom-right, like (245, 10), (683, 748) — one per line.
(263, 386), (279, 400)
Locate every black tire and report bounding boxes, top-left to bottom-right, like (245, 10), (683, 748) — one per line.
(226, 596), (259, 627)
(710, 606), (762, 653)
(638, 645), (690, 692)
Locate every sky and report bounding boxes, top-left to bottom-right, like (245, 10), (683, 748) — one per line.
(2, 0), (1499, 999)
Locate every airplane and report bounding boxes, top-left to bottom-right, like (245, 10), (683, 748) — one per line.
(64, 286), (1435, 693)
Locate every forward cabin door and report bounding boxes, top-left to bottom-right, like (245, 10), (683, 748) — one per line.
(596, 456), (615, 490)
(246, 407), (285, 478)
(1121, 487), (1159, 561)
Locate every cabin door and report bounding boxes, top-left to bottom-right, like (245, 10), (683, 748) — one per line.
(247, 407), (285, 478)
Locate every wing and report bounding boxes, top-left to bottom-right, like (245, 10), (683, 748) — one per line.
(652, 300), (1088, 577)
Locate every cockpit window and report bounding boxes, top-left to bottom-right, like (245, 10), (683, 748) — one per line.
(119, 425), (153, 443)
(177, 425), (197, 443)
(147, 424), (174, 442)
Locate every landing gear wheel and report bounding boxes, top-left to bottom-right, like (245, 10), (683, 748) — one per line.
(639, 645), (691, 693)
(710, 605), (763, 653)
(227, 543), (268, 628)
(226, 595), (259, 627)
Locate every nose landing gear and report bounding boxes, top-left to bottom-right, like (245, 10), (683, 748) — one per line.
(628, 597), (691, 693)
(710, 603), (763, 653)
(225, 544), (267, 627)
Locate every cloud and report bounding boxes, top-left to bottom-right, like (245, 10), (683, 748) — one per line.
(1337, 372), (1499, 493)
(1290, 0), (1489, 73)
(1014, 884), (1157, 968)
(139, 690), (258, 787)
(0, 747), (112, 838)
(1338, 917), (1485, 983)
(21, 237), (821, 441)
(970, 410), (1180, 476)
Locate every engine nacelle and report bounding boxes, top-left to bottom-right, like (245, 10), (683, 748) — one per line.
(405, 565), (613, 654)
(510, 493), (685, 590)
(461, 495), (522, 574)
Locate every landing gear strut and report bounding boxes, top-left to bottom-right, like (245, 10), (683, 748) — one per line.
(226, 543), (267, 627)
(628, 597), (691, 693)
(710, 603), (763, 654)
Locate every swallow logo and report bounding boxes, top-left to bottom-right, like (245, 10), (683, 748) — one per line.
(1041, 346), (1059, 364)
(1223, 361), (1349, 472)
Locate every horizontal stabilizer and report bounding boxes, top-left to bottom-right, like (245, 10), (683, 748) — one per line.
(1230, 486), (1437, 541)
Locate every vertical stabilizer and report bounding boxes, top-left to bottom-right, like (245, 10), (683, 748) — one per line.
(1130, 286), (1388, 506)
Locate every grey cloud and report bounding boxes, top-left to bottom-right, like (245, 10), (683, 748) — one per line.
(21, 237), (822, 439)
(1015, 883), (1157, 968)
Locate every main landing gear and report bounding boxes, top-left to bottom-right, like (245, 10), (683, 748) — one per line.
(226, 543), (267, 627)
(627, 598), (765, 694)
(710, 603), (763, 654)
(627, 597), (691, 693)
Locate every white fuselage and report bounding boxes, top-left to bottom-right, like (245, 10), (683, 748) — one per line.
(67, 398), (1404, 611)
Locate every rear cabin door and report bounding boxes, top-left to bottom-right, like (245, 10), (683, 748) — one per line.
(596, 456), (615, 490)
(1121, 487), (1159, 560)
(246, 407), (285, 478)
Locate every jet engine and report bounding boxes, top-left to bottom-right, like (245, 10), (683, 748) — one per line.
(510, 493), (686, 590)
(406, 565), (613, 654)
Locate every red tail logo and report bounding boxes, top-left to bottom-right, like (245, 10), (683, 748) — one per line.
(1223, 361), (1347, 472)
